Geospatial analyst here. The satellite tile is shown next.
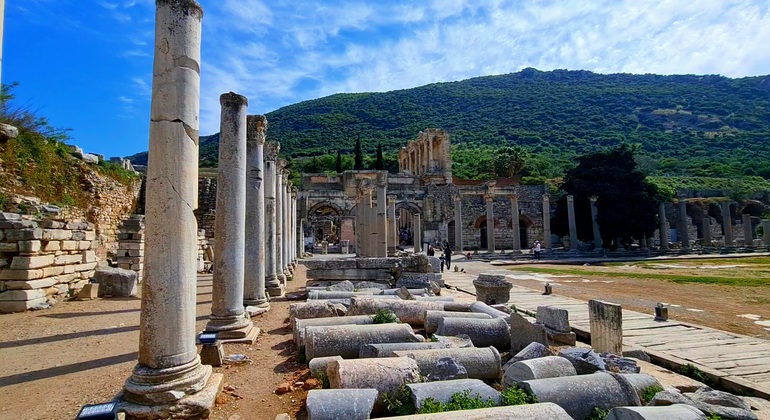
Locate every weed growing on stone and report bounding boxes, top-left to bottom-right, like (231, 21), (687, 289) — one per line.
(416, 391), (496, 414)
(382, 383), (415, 416)
(641, 384), (663, 404)
(678, 363), (709, 384)
(373, 308), (399, 324)
(585, 406), (609, 420)
(500, 386), (537, 406)
(707, 413), (724, 420)
(315, 372), (330, 389)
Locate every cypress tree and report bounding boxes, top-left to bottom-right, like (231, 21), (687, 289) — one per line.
(375, 144), (384, 170)
(336, 150), (342, 173)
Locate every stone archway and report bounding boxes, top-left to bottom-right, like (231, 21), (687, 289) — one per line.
(395, 201), (422, 245)
(307, 201), (344, 245)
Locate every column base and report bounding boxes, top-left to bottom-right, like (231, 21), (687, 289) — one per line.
(243, 296), (270, 308)
(266, 285), (285, 297)
(219, 325), (260, 344)
(119, 372), (222, 420)
(121, 357), (212, 406)
(205, 315), (256, 341)
(277, 273), (287, 286)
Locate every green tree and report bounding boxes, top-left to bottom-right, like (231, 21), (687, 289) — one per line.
(492, 145), (528, 177)
(553, 144), (661, 248)
(375, 144), (384, 170)
(336, 150), (342, 173)
(354, 139), (363, 170)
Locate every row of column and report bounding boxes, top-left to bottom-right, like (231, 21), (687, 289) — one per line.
(121, 2), (299, 412)
(401, 138), (434, 175)
(661, 200), (769, 248)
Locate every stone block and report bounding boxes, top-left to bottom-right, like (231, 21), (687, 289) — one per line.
(40, 220), (65, 229)
(42, 241), (61, 252)
(84, 231), (96, 241)
(589, 299), (623, 355)
(78, 240), (92, 250)
(54, 273), (80, 283)
(0, 258), (8, 269)
(289, 301), (338, 324)
(61, 240), (79, 250)
(397, 272), (444, 288)
(407, 379), (501, 411)
(0, 288), (46, 300)
(77, 283), (99, 300)
(93, 267), (138, 297)
(510, 341), (552, 363)
(0, 297), (48, 312)
(0, 220), (38, 229)
(473, 273), (513, 305)
(82, 250), (97, 263)
(62, 264), (75, 274)
(42, 265), (65, 277)
(80, 270), (96, 280)
(559, 347), (607, 374)
(306, 389), (378, 420)
(54, 254), (83, 265)
(18, 240), (42, 253)
(42, 229), (72, 241)
(503, 356), (577, 388)
(127, 250), (143, 257)
(536, 306), (571, 332)
(0, 242), (18, 252)
(3, 278), (58, 289)
(307, 268), (392, 281)
(510, 312), (549, 352)
(10, 254), (55, 269)
(0, 212), (22, 221)
(0, 269), (45, 280)
(356, 257), (400, 269)
(121, 242), (145, 250)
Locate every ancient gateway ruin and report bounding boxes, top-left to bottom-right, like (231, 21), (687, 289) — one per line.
(298, 129), (549, 254)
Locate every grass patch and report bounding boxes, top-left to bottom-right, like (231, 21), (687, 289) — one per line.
(508, 266), (770, 287)
(382, 384), (415, 416)
(373, 308), (399, 324)
(585, 406), (610, 420)
(641, 385), (663, 404)
(501, 386), (537, 406)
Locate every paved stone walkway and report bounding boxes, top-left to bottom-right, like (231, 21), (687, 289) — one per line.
(442, 259), (770, 399)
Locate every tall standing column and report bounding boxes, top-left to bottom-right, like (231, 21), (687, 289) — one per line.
(205, 92), (255, 340)
(702, 217), (712, 247)
(659, 202), (669, 249)
(122, 1), (217, 412)
(387, 195), (397, 256)
(542, 194), (551, 250)
(264, 142), (283, 297)
(722, 201), (733, 247)
(743, 214), (754, 247)
(454, 197), (463, 252)
(428, 138), (434, 171)
(510, 195), (521, 253)
(291, 189), (298, 265)
(678, 200), (690, 248)
(567, 195), (578, 252)
(485, 194), (495, 253)
(0, 0), (4, 85)
(283, 175), (292, 279)
(590, 196), (602, 249)
(376, 173), (388, 257)
(244, 115), (268, 308)
(275, 161), (287, 285)
(413, 213), (422, 253)
(762, 220), (770, 246)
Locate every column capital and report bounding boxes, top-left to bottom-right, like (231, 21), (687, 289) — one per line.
(387, 194), (397, 204)
(246, 115), (267, 145)
(567, 195), (574, 202)
(589, 196), (597, 202)
(264, 141), (280, 160)
(543, 194), (550, 201)
(509, 194), (518, 202)
(484, 193), (495, 202)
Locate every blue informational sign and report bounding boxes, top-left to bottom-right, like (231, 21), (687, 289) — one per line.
(76, 402), (117, 419)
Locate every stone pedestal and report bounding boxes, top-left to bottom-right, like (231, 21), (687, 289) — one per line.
(472, 273), (512, 305)
(589, 299), (622, 355)
(243, 115), (268, 307)
(120, 1), (217, 416)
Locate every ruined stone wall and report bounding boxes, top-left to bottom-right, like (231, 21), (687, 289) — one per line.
(0, 213), (99, 312)
(196, 177), (217, 241)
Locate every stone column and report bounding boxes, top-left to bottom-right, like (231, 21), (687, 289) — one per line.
(376, 173), (388, 257)
(510, 195), (521, 253)
(542, 194), (551, 250)
(243, 115), (268, 308)
(264, 141), (283, 297)
(413, 213), (422, 253)
(567, 195), (578, 252)
(762, 220), (770, 246)
(722, 201), (733, 247)
(282, 174), (292, 279)
(702, 217), (711, 247)
(291, 189), (298, 265)
(387, 195), (397, 256)
(428, 138), (434, 171)
(454, 197), (463, 252)
(205, 92), (255, 340)
(590, 196), (602, 249)
(0, 0), (4, 85)
(122, 1), (218, 412)
(589, 300), (622, 355)
(659, 202), (669, 249)
(485, 194), (495, 253)
(275, 162), (287, 285)
(678, 200), (689, 248)
(743, 214), (754, 247)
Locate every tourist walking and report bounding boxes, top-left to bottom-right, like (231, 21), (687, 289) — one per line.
(443, 243), (452, 270)
(533, 240), (542, 261)
(427, 245), (435, 256)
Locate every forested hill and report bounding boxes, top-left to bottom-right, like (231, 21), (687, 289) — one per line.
(128, 68), (770, 177)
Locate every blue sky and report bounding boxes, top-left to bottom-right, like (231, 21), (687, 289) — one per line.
(4, 0), (769, 159)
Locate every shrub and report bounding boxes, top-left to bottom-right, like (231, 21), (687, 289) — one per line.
(373, 308), (399, 324)
(501, 386), (537, 406)
(641, 385), (663, 404)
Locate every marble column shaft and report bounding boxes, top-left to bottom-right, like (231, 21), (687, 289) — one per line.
(542, 195), (551, 249)
(510, 196), (521, 251)
(485, 194), (495, 252)
(282, 176), (291, 277)
(743, 214), (754, 247)
(702, 217), (711, 246)
(264, 142), (282, 296)
(275, 163), (287, 284)
(387, 195), (397, 256)
(454, 197), (463, 252)
(376, 176), (388, 257)
(291, 191), (298, 264)
(678, 200), (689, 248)
(762, 220), (770, 246)
(413, 213), (422, 253)
(243, 115), (267, 307)
(722, 201), (733, 247)
(659, 202), (669, 249)
(206, 92), (253, 337)
(124, 0), (210, 404)
(590, 197), (602, 248)
(567, 195), (578, 251)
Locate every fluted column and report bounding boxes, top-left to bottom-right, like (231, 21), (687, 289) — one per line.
(542, 194), (551, 250)
(387, 195), (397, 256)
(122, 0), (214, 411)
(205, 92), (255, 340)
(485, 194), (495, 253)
(567, 195), (578, 252)
(510, 195), (521, 253)
(244, 115), (268, 307)
(590, 196), (602, 249)
(678, 199), (690, 248)
(722, 201), (733, 247)
(264, 142), (283, 297)
(659, 202), (669, 249)
(275, 162), (287, 285)
(376, 175), (388, 257)
(454, 197), (463, 252)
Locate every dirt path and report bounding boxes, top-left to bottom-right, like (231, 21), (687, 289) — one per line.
(0, 268), (310, 420)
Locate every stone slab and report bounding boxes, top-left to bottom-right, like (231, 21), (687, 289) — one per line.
(118, 373), (223, 420)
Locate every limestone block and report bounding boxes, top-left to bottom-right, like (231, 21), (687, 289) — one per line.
(306, 389), (378, 420)
(84, 231), (96, 241)
(309, 356), (343, 379)
(589, 299), (623, 355)
(42, 266), (65, 277)
(0, 220), (37, 229)
(80, 270), (96, 280)
(62, 265), (76, 274)
(424, 311), (493, 334)
(61, 240), (79, 250)
(407, 379), (501, 411)
(559, 347), (607, 374)
(393, 347), (502, 380)
(82, 250), (97, 263)
(54, 273), (80, 283)
(42, 229), (72, 241)
(436, 317), (510, 350)
(427, 256), (443, 273)
(0, 269), (45, 280)
(18, 240), (42, 253)
(0, 297), (48, 312)
(307, 269), (392, 281)
(42, 241), (61, 252)
(325, 260), (358, 270)
(356, 257), (401, 269)
(397, 272), (444, 288)
(0, 212), (22, 221)
(0, 289), (46, 301)
(121, 242), (145, 250)
(54, 254), (84, 265)
(294, 315), (374, 348)
(510, 341), (552, 363)
(503, 356), (577, 388)
(303, 260), (328, 270)
(327, 357), (421, 413)
(93, 267), (138, 297)
(78, 240), (92, 250)
(383, 403), (573, 419)
(77, 283), (99, 300)
(0, 258), (8, 269)
(0, 243), (18, 252)
(606, 405), (706, 420)
(359, 342), (454, 358)
(690, 388), (750, 411)
(10, 254), (55, 270)
(40, 220), (65, 229)
(519, 372), (641, 420)
(3, 278), (58, 289)
(348, 297), (446, 325)
(74, 262), (98, 272)
(536, 306), (571, 332)
(305, 323), (423, 360)
(510, 312), (549, 352)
